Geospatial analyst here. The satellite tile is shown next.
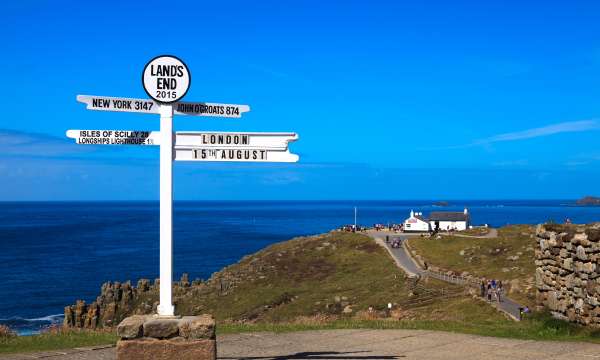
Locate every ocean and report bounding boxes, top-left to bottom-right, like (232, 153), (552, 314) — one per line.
(1, 200), (600, 335)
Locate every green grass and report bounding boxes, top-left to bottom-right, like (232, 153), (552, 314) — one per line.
(457, 227), (491, 236)
(408, 225), (538, 307)
(173, 232), (458, 322)
(2, 312), (597, 355)
(0, 329), (118, 354)
(218, 312), (600, 344)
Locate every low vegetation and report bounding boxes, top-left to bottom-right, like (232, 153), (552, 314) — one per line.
(408, 225), (538, 306)
(219, 311), (600, 343)
(457, 226), (491, 236)
(0, 327), (117, 354)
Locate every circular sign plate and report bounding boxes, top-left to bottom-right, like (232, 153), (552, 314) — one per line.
(142, 55), (191, 104)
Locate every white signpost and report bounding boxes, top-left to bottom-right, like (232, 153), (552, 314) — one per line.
(71, 55), (299, 318)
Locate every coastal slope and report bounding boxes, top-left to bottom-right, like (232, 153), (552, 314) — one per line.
(64, 232), (500, 328)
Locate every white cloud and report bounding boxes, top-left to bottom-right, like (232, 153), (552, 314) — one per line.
(478, 120), (600, 144)
(421, 119), (600, 150)
(0, 129), (92, 157)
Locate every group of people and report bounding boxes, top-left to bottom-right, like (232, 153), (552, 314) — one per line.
(340, 224), (367, 232)
(386, 237), (402, 248)
(480, 279), (503, 302)
(372, 223), (404, 232)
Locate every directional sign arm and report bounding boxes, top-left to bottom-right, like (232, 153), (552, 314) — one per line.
(174, 132), (297, 150)
(175, 148), (299, 162)
(66, 129), (161, 145)
(76, 95), (160, 114)
(173, 101), (250, 118)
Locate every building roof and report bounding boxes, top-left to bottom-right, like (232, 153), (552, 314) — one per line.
(404, 215), (428, 224)
(429, 212), (469, 222)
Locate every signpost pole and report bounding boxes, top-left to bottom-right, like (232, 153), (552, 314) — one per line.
(158, 104), (175, 317)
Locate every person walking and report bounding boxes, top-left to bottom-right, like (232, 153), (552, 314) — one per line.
(497, 281), (503, 302)
(480, 280), (486, 298)
(487, 282), (492, 302)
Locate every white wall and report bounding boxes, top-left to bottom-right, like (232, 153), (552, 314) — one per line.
(432, 221), (467, 231)
(404, 219), (430, 232)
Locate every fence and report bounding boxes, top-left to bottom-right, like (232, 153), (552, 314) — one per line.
(399, 280), (467, 309)
(424, 269), (480, 287)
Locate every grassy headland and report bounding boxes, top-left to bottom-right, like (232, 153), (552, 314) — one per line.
(407, 225), (538, 306)
(143, 232), (471, 322)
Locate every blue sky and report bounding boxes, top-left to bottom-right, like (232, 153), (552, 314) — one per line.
(1, 0), (599, 200)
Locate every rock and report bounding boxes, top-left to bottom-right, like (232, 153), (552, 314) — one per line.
(117, 315), (147, 339)
(563, 258), (574, 271)
(143, 319), (180, 339)
(576, 245), (587, 261)
(509, 279), (521, 294)
(342, 305), (353, 314)
(459, 250), (465, 256)
(178, 315), (216, 340)
(137, 279), (150, 292)
(180, 273), (190, 287)
(116, 338), (216, 360)
(101, 302), (118, 326)
(583, 262), (597, 274)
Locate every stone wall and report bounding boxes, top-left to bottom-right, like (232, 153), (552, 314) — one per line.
(535, 223), (600, 326)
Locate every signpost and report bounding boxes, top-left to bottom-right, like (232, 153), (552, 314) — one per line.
(71, 55), (299, 318)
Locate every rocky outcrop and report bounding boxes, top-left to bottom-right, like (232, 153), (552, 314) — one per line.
(65, 264), (265, 329)
(535, 223), (600, 327)
(65, 276), (189, 329)
(576, 196), (600, 206)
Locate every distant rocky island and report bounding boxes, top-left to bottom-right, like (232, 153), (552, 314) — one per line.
(432, 201), (449, 207)
(576, 196), (600, 206)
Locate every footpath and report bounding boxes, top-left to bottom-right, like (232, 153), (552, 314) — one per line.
(367, 230), (524, 321)
(3, 329), (600, 360)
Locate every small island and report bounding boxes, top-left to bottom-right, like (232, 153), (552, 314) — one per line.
(432, 201), (449, 207)
(576, 196), (600, 206)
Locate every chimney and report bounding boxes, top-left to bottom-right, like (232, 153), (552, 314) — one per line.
(410, 210), (414, 217)
(464, 208), (468, 215)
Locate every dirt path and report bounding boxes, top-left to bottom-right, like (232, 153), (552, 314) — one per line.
(367, 231), (524, 321)
(3, 329), (600, 359)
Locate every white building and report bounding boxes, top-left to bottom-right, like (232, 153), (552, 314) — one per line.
(402, 208), (471, 233)
(429, 208), (470, 231)
(403, 210), (431, 232)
